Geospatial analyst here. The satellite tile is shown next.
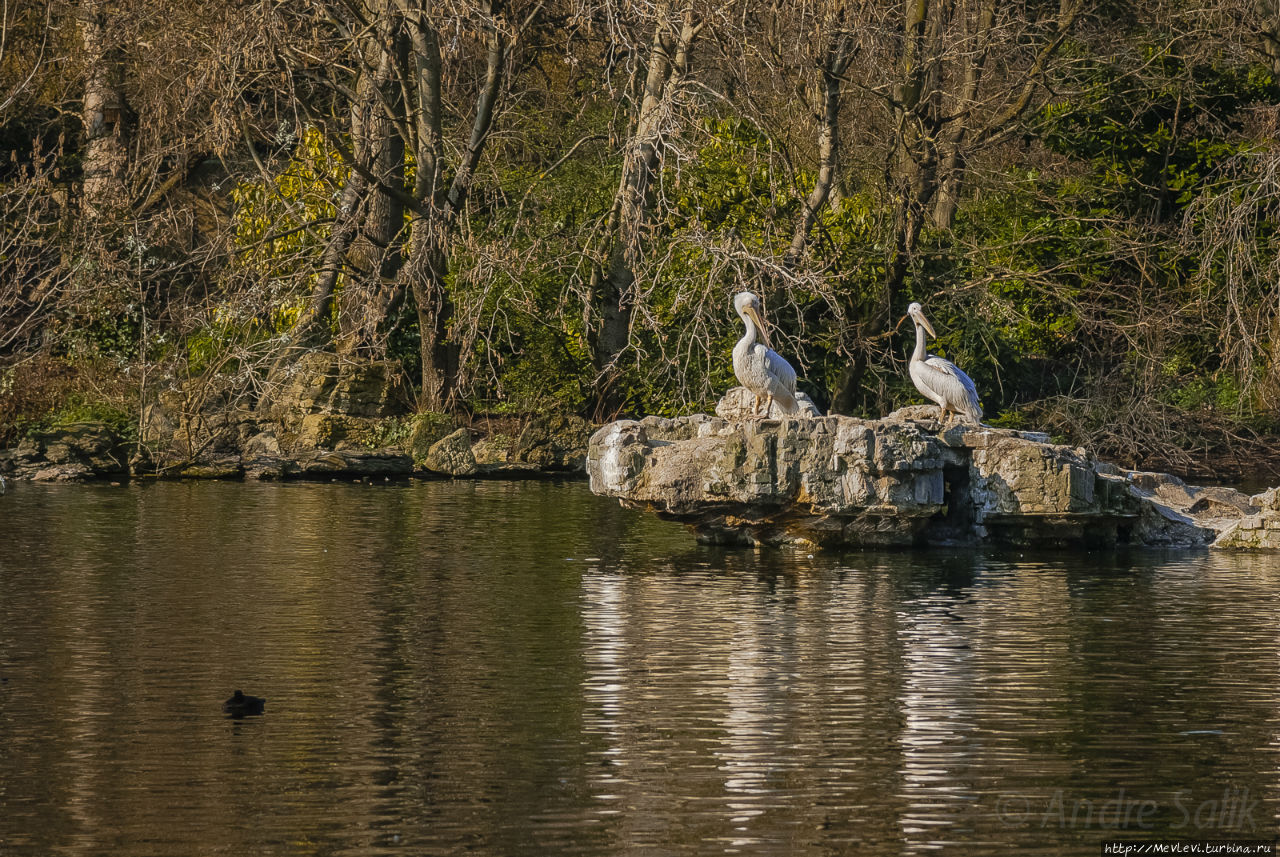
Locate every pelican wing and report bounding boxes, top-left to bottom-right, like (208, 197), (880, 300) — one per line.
(734, 344), (800, 414)
(762, 346), (797, 395)
(922, 355), (983, 421)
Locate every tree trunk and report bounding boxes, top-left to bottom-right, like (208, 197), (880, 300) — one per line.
(401, 2), (450, 409)
(784, 19), (851, 266)
(832, 0), (938, 415)
(399, 0), (510, 410)
(588, 3), (699, 415)
(933, 0), (995, 229)
(407, 225), (458, 410)
(1259, 0), (1280, 76)
(346, 7), (408, 349)
(305, 173), (368, 340)
(79, 0), (129, 217)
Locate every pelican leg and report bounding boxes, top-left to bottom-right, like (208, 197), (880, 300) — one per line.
(765, 395), (775, 418)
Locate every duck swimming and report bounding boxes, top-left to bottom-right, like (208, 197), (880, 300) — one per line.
(223, 689), (266, 717)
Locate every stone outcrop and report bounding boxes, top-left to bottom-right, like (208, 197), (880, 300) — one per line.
(2, 422), (130, 482)
(587, 400), (1273, 550)
(263, 352), (411, 421)
(510, 414), (592, 472)
(426, 428), (481, 476)
(421, 415), (592, 477)
(124, 354), (417, 478)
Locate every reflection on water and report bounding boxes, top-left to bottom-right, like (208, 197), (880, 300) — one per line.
(1, 479), (1278, 855)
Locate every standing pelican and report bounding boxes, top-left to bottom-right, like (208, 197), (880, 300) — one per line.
(906, 302), (983, 425)
(732, 291), (799, 417)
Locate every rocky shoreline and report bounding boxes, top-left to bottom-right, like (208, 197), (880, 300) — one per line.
(0, 354), (590, 484)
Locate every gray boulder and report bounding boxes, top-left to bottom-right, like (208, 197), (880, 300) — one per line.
(512, 414), (592, 471)
(293, 449), (414, 479)
(1211, 487), (1280, 549)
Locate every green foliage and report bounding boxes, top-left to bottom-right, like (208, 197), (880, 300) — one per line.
(30, 393), (136, 441)
(668, 118), (802, 232)
(232, 127), (347, 279)
(184, 307), (270, 375)
(905, 49), (1280, 435)
(1038, 51), (1278, 217)
(50, 294), (145, 362)
(460, 95), (619, 413)
(47, 233), (164, 363)
(166, 127), (352, 379)
(360, 415), (415, 450)
(228, 127), (346, 340)
(952, 173), (1093, 356)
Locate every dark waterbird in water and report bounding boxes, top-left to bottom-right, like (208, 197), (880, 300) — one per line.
(223, 689), (266, 717)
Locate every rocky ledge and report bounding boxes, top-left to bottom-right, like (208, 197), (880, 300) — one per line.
(588, 393), (1278, 550)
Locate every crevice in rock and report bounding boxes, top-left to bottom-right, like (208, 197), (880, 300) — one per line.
(922, 464), (976, 544)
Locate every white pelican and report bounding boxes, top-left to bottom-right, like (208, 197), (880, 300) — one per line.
(732, 291), (799, 417)
(906, 301), (983, 425)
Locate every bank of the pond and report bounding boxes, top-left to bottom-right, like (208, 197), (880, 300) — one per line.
(7, 354), (1280, 557)
(0, 413), (592, 483)
(0, 354), (592, 483)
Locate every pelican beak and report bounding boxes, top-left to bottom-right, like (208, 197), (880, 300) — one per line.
(746, 304), (772, 349)
(913, 309), (936, 339)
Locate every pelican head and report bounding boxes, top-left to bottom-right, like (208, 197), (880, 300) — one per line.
(734, 290), (761, 315)
(734, 291), (771, 349)
(906, 301), (936, 338)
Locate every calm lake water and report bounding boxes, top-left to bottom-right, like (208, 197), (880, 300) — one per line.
(1, 479), (1278, 855)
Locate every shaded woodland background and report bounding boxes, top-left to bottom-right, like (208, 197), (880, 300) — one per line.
(5, 0), (1280, 477)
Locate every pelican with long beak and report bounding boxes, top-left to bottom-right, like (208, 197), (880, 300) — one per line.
(732, 291), (799, 417)
(906, 302), (983, 425)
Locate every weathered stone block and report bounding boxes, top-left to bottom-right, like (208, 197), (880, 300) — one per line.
(405, 413), (455, 465)
(511, 414), (592, 471)
(12, 422), (129, 481)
